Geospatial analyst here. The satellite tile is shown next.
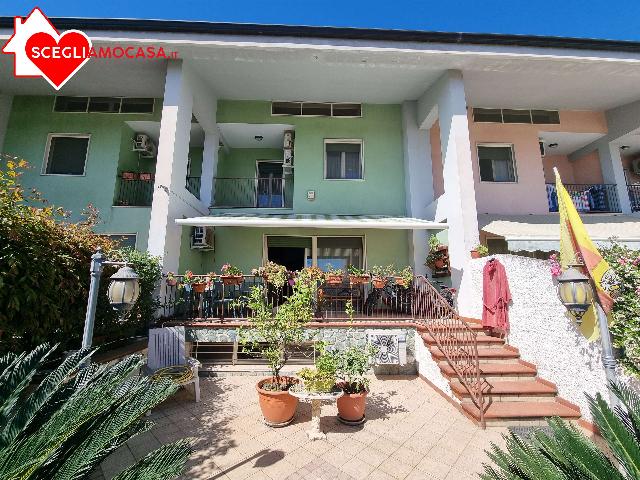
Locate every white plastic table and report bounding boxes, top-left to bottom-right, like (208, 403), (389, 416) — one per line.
(289, 386), (344, 440)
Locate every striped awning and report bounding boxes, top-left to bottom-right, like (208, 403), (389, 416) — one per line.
(176, 213), (447, 230)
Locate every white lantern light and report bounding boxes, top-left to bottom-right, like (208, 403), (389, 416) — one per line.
(557, 266), (593, 324)
(107, 265), (140, 310)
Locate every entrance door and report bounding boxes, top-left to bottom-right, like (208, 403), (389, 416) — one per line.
(256, 161), (284, 208)
(266, 236), (311, 271)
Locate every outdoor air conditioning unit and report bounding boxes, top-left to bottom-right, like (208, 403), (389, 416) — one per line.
(632, 158), (640, 175)
(132, 133), (157, 158)
(191, 226), (214, 251)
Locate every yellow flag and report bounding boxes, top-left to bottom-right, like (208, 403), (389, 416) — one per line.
(555, 168), (616, 340)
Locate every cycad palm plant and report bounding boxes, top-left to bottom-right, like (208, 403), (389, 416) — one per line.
(0, 344), (191, 479)
(482, 382), (640, 480)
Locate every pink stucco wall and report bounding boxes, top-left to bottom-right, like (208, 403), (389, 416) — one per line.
(469, 110), (607, 215)
(542, 151), (604, 185)
(623, 155), (640, 184)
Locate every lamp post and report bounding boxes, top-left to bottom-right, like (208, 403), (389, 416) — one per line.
(557, 264), (619, 408)
(82, 247), (140, 351)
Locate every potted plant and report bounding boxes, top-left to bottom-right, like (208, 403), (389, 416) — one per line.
(181, 270), (207, 294)
(220, 263), (244, 286)
(395, 266), (413, 287)
(347, 265), (370, 285)
(325, 265), (344, 285)
(297, 348), (337, 393)
(239, 279), (315, 426)
(426, 235), (448, 270)
(165, 272), (178, 287)
(253, 261), (288, 289)
(470, 244), (489, 259)
(371, 265), (388, 289)
(334, 343), (377, 424)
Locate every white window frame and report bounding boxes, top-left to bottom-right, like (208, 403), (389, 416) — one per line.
(41, 133), (91, 176)
(323, 139), (364, 181)
(52, 96), (155, 114)
(476, 143), (518, 184)
(262, 234), (367, 269)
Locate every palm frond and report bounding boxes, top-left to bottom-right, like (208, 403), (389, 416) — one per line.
(111, 440), (192, 480)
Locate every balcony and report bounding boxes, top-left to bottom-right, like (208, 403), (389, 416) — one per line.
(186, 176), (201, 199)
(546, 183), (621, 213)
(212, 177), (293, 209)
(114, 174), (154, 207)
(629, 185), (640, 212)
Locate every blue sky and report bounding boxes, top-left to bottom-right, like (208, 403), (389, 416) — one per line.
(3, 0), (640, 42)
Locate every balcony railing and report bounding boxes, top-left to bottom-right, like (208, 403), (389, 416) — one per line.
(629, 184), (640, 212)
(186, 176), (201, 199)
(546, 183), (621, 213)
(212, 177), (293, 208)
(114, 175), (154, 207)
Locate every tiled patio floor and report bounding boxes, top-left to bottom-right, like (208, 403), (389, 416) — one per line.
(96, 376), (508, 480)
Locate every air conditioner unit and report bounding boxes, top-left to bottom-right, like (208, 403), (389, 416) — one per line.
(191, 226), (214, 251)
(132, 133), (157, 158)
(632, 158), (640, 175)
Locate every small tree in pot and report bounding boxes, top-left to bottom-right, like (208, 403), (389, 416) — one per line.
(239, 278), (315, 426)
(333, 343), (377, 424)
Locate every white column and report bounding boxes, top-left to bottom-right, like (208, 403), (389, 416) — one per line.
(147, 60), (197, 274)
(418, 71), (479, 287)
(0, 94), (14, 152)
(598, 141), (632, 214)
(200, 129), (219, 208)
(402, 101), (432, 276)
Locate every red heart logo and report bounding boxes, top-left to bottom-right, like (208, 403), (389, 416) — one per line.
(25, 31), (91, 89)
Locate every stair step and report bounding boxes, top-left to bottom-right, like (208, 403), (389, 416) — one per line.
(430, 346), (519, 361)
(427, 322), (484, 332)
(439, 361), (537, 378)
(422, 333), (504, 346)
(461, 400), (581, 422)
(450, 379), (557, 399)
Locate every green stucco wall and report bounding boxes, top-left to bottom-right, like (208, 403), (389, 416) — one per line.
(177, 226), (410, 274)
(3, 96), (161, 250)
(216, 101), (406, 215)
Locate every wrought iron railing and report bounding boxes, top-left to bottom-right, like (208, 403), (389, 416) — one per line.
(186, 176), (201, 199)
(546, 183), (621, 213)
(212, 177), (292, 208)
(628, 184), (640, 212)
(412, 276), (485, 427)
(114, 176), (154, 207)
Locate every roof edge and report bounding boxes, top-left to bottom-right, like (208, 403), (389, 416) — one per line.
(1, 17), (640, 53)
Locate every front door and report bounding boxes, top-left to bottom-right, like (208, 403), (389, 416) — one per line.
(256, 161), (284, 208)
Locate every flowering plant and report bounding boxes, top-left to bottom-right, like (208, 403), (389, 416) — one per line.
(549, 254), (562, 277)
(253, 261), (288, 288)
(296, 266), (325, 286)
(220, 263), (243, 276)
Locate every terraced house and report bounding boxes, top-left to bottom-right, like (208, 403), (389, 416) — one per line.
(2, 15), (640, 428)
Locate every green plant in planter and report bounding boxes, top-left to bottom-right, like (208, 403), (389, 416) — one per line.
(297, 348), (337, 392)
(370, 265), (386, 278)
(326, 264), (345, 277)
(220, 263), (243, 276)
(252, 261), (288, 289)
(347, 265), (368, 276)
(474, 244), (489, 257)
(333, 344), (378, 394)
(397, 266), (413, 288)
(426, 235), (447, 267)
(239, 280), (315, 390)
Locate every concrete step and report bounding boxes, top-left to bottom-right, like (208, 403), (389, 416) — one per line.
(439, 360), (537, 380)
(430, 346), (520, 362)
(450, 379), (558, 401)
(421, 333), (505, 348)
(461, 399), (581, 425)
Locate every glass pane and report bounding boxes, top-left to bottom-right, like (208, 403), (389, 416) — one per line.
(478, 157), (494, 182)
(46, 136), (89, 175)
(326, 151), (342, 179)
(332, 104), (362, 117)
(272, 102), (302, 115)
(301, 103), (331, 116)
(54, 96), (88, 112)
(472, 108), (502, 123)
(502, 109), (532, 124)
(317, 237), (363, 271)
(88, 97), (121, 113)
(344, 151), (362, 179)
(478, 146), (515, 182)
(120, 98), (155, 113)
(531, 110), (560, 124)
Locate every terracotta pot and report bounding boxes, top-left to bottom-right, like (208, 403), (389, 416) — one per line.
(326, 275), (343, 285)
(221, 275), (244, 286)
(394, 276), (406, 286)
(337, 391), (367, 424)
(166, 278), (178, 287)
(434, 259), (446, 269)
(191, 282), (207, 294)
(470, 250), (481, 259)
(256, 377), (299, 427)
(349, 275), (370, 285)
(372, 277), (386, 289)
(121, 171), (137, 180)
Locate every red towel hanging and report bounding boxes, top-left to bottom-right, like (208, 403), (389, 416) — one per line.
(482, 258), (511, 335)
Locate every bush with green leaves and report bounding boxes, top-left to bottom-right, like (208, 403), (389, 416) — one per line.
(0, 343), (190, 479)
(0, 156), (162, 352)
(482, 382), (640, 480)
(600, 241), (640, 375)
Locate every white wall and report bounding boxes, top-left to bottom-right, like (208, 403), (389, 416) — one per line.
(457, 254), (631, 421)
(415, 332), (455, 401)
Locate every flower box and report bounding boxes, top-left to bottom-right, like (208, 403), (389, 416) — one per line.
(221, 275), (244, 286)
(349, 275), (370, 285)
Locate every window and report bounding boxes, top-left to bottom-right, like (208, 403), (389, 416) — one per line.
(54, 96), (154, 114)
(272, 101), (362, 118)
(316, 237), (363, 271)
(43, 134), (90, 175)
(472, 108), (560, 125)
(100, 234), (137, 249)
(265, 235), (364, 271)
(302, 103), (332, 116)
(477, 145), (517, 182)
(324, 140), (363, 180)
(331, 103), (362, 117)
